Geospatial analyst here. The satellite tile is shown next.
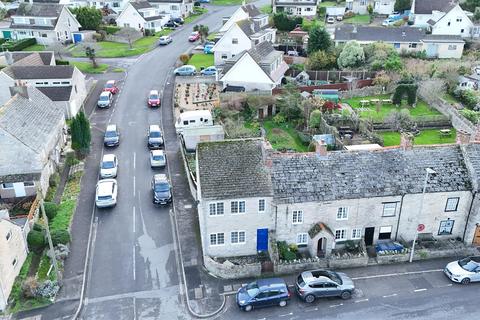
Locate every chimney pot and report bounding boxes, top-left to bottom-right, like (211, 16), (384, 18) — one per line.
(315, 139), (328, 157)
(400, 132), (414, 151)
(456, 130), (471, 144)
(9, 83), (29, 99)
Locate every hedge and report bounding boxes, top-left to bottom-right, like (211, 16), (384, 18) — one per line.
(43, 202), (59, 220)
(27, 230), (46, 253)
(55, 60), (70, 65)
(51, 229), (71, 246)
(1, 38), (37, 51)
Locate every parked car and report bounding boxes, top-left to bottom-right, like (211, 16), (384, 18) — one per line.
(147, 124), (164, 149)
(100, 154), (118, 178)
(444, 256), (480, 284)
(382, 18), (395, 26)
(151, 174), (172, 205)
(164, 21), (177, 29)
(97, 91), (113, 108)
(200, 66), (217, 76)
(336, 15), (343, 21)
(199, 0), (210, 3)
(204, 43), (214, 54)
(327, 16), (335, 24)
(173, 17), (184, 25)
(174, 65), (196, 76)
(236, 278), (290, 312)
(147, 90), (161, 107)
(158, 35), (173, 45)
(188, 31), (200, 42)
(287, 50), (298, 56)
(103, 80), (119, 94)
(95, 179), (118, 208)
(104, 124), (120, 147)
(150, 150), (166, 168)
(295, 269), (355, 303)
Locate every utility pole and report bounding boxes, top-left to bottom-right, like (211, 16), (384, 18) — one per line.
(37, 187), (61, 280)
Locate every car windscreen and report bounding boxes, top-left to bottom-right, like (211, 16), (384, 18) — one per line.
(152, 155), (164, 161)
(105, 83), (113, 88)
(102, 161), (115, 169)
(99, 95), (109, 101)
(458, 258), (479, 272)
(98, 195), (112, 200)
(149, 131), (162, 138)
(245, 282), (260, 298)
(149, 94), (159, 100)
(105, 131), (117, 138)
(327, 271), (343, 285)
(154, 182), (169, 192)
(297, 275), (305, 287)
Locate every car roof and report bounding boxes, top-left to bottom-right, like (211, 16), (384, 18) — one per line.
(106, 124), (117, 131)
(102, 154), (116, 161)
(149, 124), (161, 131)
(106, 80), (115, 84)
(100, 91), (111, 96)
(153, 174), (168, 183)
(97, 179), (116, 195)
(151, 150), (164, 156)
(256, 278), (287, 289)
(149, 90), (159, 95)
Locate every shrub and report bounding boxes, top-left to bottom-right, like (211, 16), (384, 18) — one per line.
(277, 241), (297, 261)
(1, 38), (36, 51)
(50, 229), (71, 246)
(344, 11), (355, 18)
(27, 230), (46, 252)
(454, 89), (479, 109)
(273, 113), (286, 124)
(297, 131), (311, 145)
(55, 60), (70, 65)
(102, 25), (120, 34)
(179, 53), (190, 64)
(22, 277), (39, 298)
(35, 280), (60, 298)
(460, 109), (480, 124)
(194, 1), (200, 6)
(144, 29), (154, 36)
(272, 13), (303, 32)
(49, 173), (60, 188)
(33, 222), (45, 232)
(43, 202), (58, 220)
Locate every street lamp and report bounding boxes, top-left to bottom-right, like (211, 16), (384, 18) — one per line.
(409, 167), (436, 263)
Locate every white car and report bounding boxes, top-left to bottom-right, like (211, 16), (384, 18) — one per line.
(444, 256), (480, 284)
(287, 50), (299, 57)
(382, 18), (395, 26)
(327, 16), (335, 24)
(150, 150), (166, 168)
(95, 179), (118, 208)
(100, 154), (118, 178)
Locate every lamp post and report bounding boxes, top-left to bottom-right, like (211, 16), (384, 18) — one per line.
(409, 167), (436, 263)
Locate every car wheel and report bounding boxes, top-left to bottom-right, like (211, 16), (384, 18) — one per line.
(243, 305), (253, 312)
(279, 300), (287, 307)
(305, 294), (315, 303)
(340, 291), (352, 300)
(461, 278), (471, 285)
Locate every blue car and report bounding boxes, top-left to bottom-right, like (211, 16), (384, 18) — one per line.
(204, 43), (214, 54)
(199, 0), (210, 3)
(236, 278), (290, 312)
(174, 65), (196, 76)
(200, 66), (217, 76)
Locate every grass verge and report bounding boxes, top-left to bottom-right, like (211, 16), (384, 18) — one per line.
(379, 128), (457, 147)
(188, 53), (214, 69)
(344, 14), (370, 24)
(49, 171), (82, 233)
(185, 7), (208, 24)
(72, 62), (109, 74)
(22, 44), (47, 51)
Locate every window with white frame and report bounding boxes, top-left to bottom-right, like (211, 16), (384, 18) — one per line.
(292, 210), (303, 224)
(296, 233), (308, 245)
(445, 197), (459, 212)
(209, 202), (224, 216)
(231, 231), (246, 244)
(382, 202), (397, 217)
(336, 207), (348, 220)
(335, 228), (347, 240)
(351, 228), (362, 239)
(1, 183), (13, 189)
(258, 199), (265, 213)
(448, 45), (457, 50)
(438, 219), (454, 235)
(210, 233), (225, 246)
(231, 201), (245, 214)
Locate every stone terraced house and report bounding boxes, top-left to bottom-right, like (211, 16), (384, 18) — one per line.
(196, 138), (480, 260)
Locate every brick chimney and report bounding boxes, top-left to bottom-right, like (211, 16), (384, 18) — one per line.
(5, 50), (13, 65)
(456, 130), (471, 144)
(262, 139), (273, 168)
(472, 124), (480, 143)
(315, 139), (328, 157)
(9, 81), (29, 99)
(400, 132), (414, 151)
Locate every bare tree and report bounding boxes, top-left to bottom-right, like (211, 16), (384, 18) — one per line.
(79, 42), (100, 68)
(116, 27), (139, 49)
(47, 42), (69, 60)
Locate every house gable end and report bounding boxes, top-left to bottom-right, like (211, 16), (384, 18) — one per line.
(220, 53), (274, 85)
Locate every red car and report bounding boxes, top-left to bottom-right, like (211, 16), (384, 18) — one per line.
(147, 90), (161, 107)
(104, 80), (119, 94)
(188, 31), (200, 42)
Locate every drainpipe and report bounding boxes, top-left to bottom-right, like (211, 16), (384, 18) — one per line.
(462, 191), (477, 242)
(394, 194), (406, 241)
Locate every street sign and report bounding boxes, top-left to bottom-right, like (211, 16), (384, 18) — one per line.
(417, 224), (425, 232)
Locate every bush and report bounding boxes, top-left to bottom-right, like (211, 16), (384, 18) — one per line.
(273, 13), (303, 32)
(277, 241), (297, 261)
(22, 277), (39, 299)
(194, 1), (200, 6)
(344, 11), (355, 18)
(460, 109), (480, 124)
(297, 131), (312, 145)
(43, 202), (58, 220)
(454, 89), (479, 109)
(1, 38), (36, 51)
(50, 229), (71, 246)
(179, 53), (190, 64)
(55, 59), (70, 65)
(101, 25), (120, 34)
(273, 113), (286, 124)
(49, 173), (60, 188)
(144, 29), (154, 36)
(27, 230), (46, 252)
(35, 280), (60, 298)
(33, 222), (45, 232)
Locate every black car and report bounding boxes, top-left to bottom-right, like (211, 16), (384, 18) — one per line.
(236, 278), (290, 312)
(173, 17), (184, 25)
(104, 124), (120, 147)
(164, 21), (177, 29)
(151, 174), (172, 205)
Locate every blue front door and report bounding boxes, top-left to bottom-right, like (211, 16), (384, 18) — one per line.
(256, 228), (268, 252)
(73, 33), (82, 43)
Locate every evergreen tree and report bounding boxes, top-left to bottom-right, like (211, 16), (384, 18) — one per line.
(70, 111), (91, 157)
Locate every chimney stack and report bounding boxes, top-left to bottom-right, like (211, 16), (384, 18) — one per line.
(315, 139), (328, 157)
(456, 130), (471, 144)
(9, 81), (29, 99)
(400, 132), (414, 151)
(5, 50), (13, 65)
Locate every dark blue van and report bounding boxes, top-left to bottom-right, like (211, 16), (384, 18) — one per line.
(236, 278), (290, 312)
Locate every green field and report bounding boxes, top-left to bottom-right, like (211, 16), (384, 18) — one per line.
(188, 53), (214, 69)
(344, 14), (370, 24)
(72, 61), (109, 74)
(379, 128), (457, 146)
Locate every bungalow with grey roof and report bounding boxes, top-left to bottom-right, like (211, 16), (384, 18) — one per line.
(273, 0), (318, 17)
(334, 25), (465, 59)
(148, 0), (194, 19)
(116, 1), (170, 32)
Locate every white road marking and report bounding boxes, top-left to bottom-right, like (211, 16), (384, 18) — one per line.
(355, 299), (369, 303)
(414, 288), (427, 292)
(304, 308), (319, 312)
(133, 152), (136, 170)
(383, 293), (398, 298)
(279, 313), (293, 317)
(133, 206), (136, 233)
(437, 284), (453, 288)
(351, 269), (443, 280)
(133, 296), (137, 320)
(133, 245), (136, 281)
(330, 303), (343, 308)
(133, 176), (136, 197)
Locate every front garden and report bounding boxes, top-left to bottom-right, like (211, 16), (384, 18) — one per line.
(187, 53), (214, 69)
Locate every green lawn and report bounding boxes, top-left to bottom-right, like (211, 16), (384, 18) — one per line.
(72, 61), (109, 74)
(379, 128), (457, 147)
(22, 44), (47, 51)
(260, 4), (272, 14)
(188, 53), (214, 69)
(344, 14), (371, 24)
(319, 1), (344, 7)
(442, 93), (460, 105)
(345, 95), (442, 122)
(302, 18), (325, 31)
(211, 0), (250, 5)
(263, 120), (309, 152)
(185, 7), (208, 24)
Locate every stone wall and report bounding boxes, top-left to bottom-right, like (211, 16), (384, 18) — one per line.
(377, 245), (478, 265)
(328, 254), (369, 268)
(203, 255), (261, 279)
(275, 258), (328, 275)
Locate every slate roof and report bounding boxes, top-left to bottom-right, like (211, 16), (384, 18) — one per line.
(38, 86), (72, 101)
(148, 0), (183, 2)
(11, 52), (53, 66)
(3, 65), (74, 80)
(241, 4), (262, 18)
(423, 34), (464, 42)
(462, 144), (480, 191)
(131, 0), (152, 10)
(197, 139), (273, 200)
(14, 3), (63, 18)
(334, 25), (425, 42)
(271, 145), (471, 204)
(0, 86), (64, 181)
(414, 0), (457, 14)
(274, 0), (318, 5)
(144, 15), (166, 21)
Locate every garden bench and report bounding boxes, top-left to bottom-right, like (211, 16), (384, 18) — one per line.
(381, 99), (392, 104)
(439, 129), (452, 137)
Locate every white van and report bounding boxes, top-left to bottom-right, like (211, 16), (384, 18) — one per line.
(175, 110), (213, 133)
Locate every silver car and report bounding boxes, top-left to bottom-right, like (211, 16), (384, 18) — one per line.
(295, 270), (355, 303)
(444, 256), (480, 284)
(97, 91), (113, 108)
(150, 150), (166, 168)
(100, 154), (118, 178)
(158, 35), (172, 45)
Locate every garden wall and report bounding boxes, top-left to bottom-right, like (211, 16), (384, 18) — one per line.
(286, 69), (376, 82)
(377, 246), (478, 265)
(272, 80), (374, 95)
(339, 85), (385, 99)
(204, 256), (261, 279)
(275, 258), (328, 275)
